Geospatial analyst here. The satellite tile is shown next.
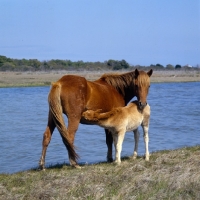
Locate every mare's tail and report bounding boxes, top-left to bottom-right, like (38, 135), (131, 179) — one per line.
(48, 82), (79, 162)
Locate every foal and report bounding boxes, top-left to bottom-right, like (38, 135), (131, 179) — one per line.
(82, 101), (150, 164)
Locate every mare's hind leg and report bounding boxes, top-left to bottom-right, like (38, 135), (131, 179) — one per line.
(64, 117), (81, 168)
(105, 129), (113, 162)
(39, 111), (55, 170)
(133, 129), (140, 159)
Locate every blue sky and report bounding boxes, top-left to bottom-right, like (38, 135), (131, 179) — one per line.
(0, 0), (199, 66)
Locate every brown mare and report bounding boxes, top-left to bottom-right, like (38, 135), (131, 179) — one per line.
(39, 69), (153, 169)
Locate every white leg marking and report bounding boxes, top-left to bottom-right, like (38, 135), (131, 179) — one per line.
(112, 131), (125, 164)
(142, 125), (149, 161)
(133, 129), (140, 159)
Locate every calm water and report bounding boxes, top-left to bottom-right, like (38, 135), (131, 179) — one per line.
(0, 82), (200, 174)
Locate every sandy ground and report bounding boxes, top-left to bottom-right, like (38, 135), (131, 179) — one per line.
(0, 70), (199, 87)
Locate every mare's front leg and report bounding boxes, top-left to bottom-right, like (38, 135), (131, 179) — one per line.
(133, 128), (140, 159)
(105, 129), (113, 162)
(39, 111), (55, 170)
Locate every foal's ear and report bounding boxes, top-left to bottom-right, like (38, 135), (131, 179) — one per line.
(147, 69), (153, 77)
(135, 68), (139, 78)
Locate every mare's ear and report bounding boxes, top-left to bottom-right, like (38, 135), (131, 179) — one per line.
(147, 69), (153, 77)
(135, 68), (139, 78)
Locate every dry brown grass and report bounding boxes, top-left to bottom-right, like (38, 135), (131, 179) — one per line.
(0, 146), (200, 199)
(150, 70), (200, 83)
(0, 70), (200, 87)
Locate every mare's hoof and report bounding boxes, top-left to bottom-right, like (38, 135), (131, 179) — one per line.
(38, 166), (46, 171)
(107, 157), (113, 162)
(38, 163), (45, 171)
(73, 164), (82, 169)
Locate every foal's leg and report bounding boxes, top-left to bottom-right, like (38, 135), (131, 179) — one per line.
(112, 131), (125, 164)
(142, 124), (149, 161)
(39, 111), (56, 170)
(133, 128), (140, 159)
(105, 129), (113, 162)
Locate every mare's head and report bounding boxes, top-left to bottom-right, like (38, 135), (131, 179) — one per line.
(134, 69), (153, 110)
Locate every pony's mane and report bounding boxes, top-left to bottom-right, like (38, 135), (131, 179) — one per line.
(100, 71), (136, 96)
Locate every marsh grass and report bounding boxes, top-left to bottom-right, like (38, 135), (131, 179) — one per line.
(1, 70), (200, 88)
(0, 146), (200, 199)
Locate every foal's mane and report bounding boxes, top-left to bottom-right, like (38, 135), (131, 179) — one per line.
(100, 71), (136, 96)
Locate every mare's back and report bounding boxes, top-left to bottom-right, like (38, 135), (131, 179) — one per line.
(56, 74), (125, 113)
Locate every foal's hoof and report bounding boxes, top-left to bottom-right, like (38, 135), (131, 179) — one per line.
(133, 152), (137, 160)
(144, 154), (150, 161)
(114, 161), (121, 166)
(145, 157), (149, 161)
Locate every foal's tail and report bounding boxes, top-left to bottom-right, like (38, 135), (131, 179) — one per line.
(48, 82), (79, 162)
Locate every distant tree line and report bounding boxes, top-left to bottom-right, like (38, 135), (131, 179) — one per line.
(0, 55), (199, 71)
(0, 56), (131, 71)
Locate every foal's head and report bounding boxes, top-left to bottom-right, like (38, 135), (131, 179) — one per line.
(134, 69), (153, 109)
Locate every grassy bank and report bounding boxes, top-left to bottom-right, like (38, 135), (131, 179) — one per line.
(0, 70), (200, 88)
(0, 146), (200, 199)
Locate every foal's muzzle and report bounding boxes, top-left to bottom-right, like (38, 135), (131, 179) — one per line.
(139, 101), (147, 109)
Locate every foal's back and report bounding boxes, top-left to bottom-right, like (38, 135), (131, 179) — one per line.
(108, 101), (150, 132)
(84, 101), (150, 132)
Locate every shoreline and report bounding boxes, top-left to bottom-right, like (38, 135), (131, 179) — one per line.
(1, 145), (200, 199)
(0, 70), (200, 88)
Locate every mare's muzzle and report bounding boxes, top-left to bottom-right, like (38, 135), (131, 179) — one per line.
(139, 101), (147, 110)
